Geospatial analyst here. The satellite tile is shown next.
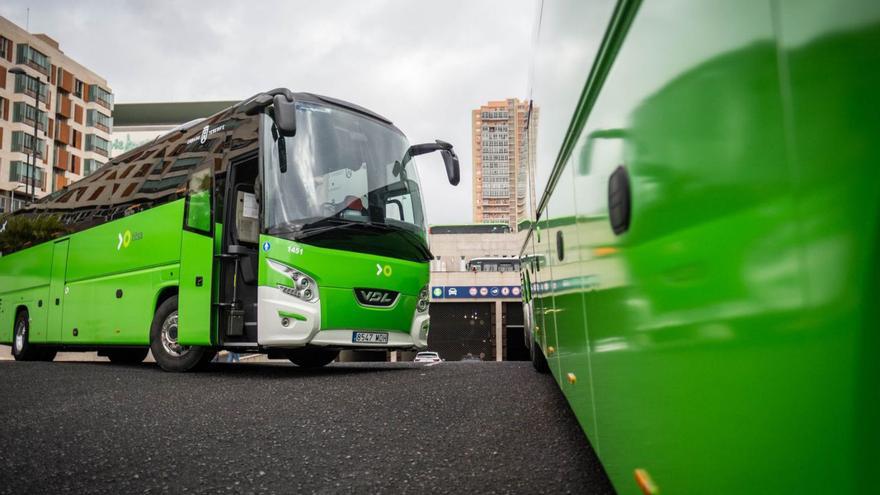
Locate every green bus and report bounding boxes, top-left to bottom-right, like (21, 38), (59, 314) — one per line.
(520, 1), (879, 494)
(0, 89), (459, 371)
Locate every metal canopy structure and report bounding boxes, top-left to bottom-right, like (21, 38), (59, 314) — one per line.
(113, 101), (239, 127)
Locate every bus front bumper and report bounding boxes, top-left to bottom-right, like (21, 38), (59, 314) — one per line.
(256, 286), (429, 350)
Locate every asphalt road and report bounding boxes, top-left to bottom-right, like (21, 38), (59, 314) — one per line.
(0, 360), (613, 494)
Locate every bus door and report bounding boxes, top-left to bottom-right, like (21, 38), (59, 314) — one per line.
(46, 239), (69, 343)
(178, 165), (215, 346)
(216, 154), (261, 344)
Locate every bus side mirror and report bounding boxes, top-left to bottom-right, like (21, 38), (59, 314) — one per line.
(273, 94), (297, 137)
(402, 140), (460, 186)
(440, 148), (460, 186)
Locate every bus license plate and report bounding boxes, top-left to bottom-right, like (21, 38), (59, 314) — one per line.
(352, 332), (389, 344)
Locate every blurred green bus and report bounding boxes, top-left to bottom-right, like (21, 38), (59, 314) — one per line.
(520, 1), (879, 493)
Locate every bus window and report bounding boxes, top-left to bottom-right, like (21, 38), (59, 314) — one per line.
(185, 167), (212, 233)
(385, 191), (414, 223)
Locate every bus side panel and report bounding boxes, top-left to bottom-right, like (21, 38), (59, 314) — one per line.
(60, 263), (179, 345)
(548, 158), (599, 443)
(44, 239), (70, 343)
(0, 243), (53, 344)
(64, 201), (185, 283)
(57, 200), (185, 345)
(576, 2), (801, 492)
(777, 0), (880, 486)
(535, 208), (560, 381)
(543, 1), (872, 493)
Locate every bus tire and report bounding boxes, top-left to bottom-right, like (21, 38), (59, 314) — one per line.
(532, 339), (549, 374)
(12, 310), (41, 361)
(149, 295), (211, 372)
(287, 348), (338, 368)
(193, 350), (218, 370)
(106, 348), (149, 364)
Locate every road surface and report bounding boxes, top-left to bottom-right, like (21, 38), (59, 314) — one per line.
(0, 360), (613, 494)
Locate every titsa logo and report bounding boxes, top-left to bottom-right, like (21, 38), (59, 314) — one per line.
(375, 264), (392, 277)
(116, 230), (143, 250)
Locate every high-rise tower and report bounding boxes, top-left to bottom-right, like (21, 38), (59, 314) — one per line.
(471, 98), (532, 230)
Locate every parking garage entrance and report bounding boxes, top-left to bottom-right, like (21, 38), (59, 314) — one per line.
(427, 303), (494, 361)
(421, 301), (529, 362)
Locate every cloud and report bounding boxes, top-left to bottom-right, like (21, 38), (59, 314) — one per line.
(1, 0), (534, 224)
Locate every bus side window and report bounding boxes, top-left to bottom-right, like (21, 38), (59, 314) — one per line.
(386, 199), (405, 221)
(385, 193), (412, 223)
(185, 167), (212, 233)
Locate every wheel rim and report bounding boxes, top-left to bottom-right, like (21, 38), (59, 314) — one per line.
(13, 319), (25, 354)
(160, 311), (190, 358)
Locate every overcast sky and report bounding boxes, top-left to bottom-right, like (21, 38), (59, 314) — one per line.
(2, 0), (535, 225)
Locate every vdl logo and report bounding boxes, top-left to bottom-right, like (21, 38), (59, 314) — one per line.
(355, 288), (398, 307)
(116, 230), (143, 250)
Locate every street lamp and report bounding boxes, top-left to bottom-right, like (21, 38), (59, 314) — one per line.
(9, 67), (45, 203)
(7, 183), (26, 213)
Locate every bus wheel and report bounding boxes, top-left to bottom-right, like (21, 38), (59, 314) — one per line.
(193, 350), (218, 370)
(149, 295), (210, 372)
(12, 310), (41, 361)
(287, 348), (338, 368)
(106, 348), (149, 364)
(532, 339), (549, 374)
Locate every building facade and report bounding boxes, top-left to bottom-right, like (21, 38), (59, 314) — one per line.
(414, 224), (528, 362)
(0, 16), (113, 213)
(471, 98), (536, 231)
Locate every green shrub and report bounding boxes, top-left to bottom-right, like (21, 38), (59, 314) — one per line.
(0, 214), (68, 254)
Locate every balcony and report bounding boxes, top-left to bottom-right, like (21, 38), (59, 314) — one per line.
(15, 115), (47, 133)
(86, 134), (110, 157)
(14, 76), (50, 106)
(90, 146), (109, 158)
(22, 57), (51, 78)
(87, 85), (113, 110)
(9, 161), (47, 190)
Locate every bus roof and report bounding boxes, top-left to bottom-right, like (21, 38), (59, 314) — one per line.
(39, 88), (401, 198)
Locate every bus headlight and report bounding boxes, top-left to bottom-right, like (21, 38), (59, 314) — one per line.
(417, 285), (429, 313)
(267, 258), (319, 303)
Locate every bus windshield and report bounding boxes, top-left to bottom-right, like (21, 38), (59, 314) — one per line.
(262, 102), (427, 254)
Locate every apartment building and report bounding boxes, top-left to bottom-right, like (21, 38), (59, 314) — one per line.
(471, 98), (535, 231)
(0, 16), (113, 213)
